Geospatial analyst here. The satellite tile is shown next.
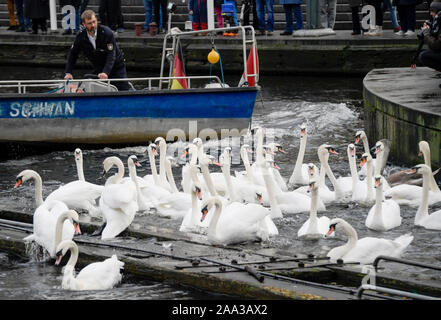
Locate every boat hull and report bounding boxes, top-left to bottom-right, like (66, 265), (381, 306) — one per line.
(0, 87), (258, 144)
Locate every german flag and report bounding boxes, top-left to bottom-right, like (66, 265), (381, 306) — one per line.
(171, 40), (188, 90)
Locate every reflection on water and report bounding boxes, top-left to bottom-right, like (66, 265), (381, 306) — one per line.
(1, 68), (441, 299)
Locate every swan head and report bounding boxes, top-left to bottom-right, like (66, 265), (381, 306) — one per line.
(359, 153), (372, 168)
(270, 142), (286, 154)
(269, 160), (280, 170)
(14, 170), (38, 188)
(200, 197), (221, 222)
(326, 218), (346, 237)
(262, 144), (275, 155)
(348, 144), (356, 158)
(128, 155), (141, 168)
(55, 240), (76, 266)
(62, 209), (81, 235)
(309, 179), (319, 193)
(166, 156), (178, 167)
(201, 154), (222, 167)
(74, 148), (82, 161)
(192, 137), (203, 148)
(318, 144), (338, 159)
(250, 125), (263, 135)
(191, 184), (203, 200)
(372, 141), (383, 155)
(102, 156), (123, 175)
(409, 164), (431, 175)
(148, 143), (159, 156)
(418, 141), (429, 157)
(374, 175), (383, 188)
(354, 130), (366, 145)
(154, 136), (166, 148)
(256, 192), (263, 204)
(307, 163), (317, 177)
(241, 144), (251, 154)
(300, 123), (307, 137)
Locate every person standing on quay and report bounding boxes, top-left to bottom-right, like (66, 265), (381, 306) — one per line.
(280, 0), (304, 35)
(349, 0), (362, 34)
(6, 0), (19, 30)
(153, 0), (168, 33)
(256, 0), (275, 35)
(365, 0), (384, 35)
(418, 0), (441, 72)
(98, 0), (124, 32)
(319, 0), (337, 29)
(64, 10), (130, 91)
(394, 0), (422, 35)
(26, 0), (49, 34)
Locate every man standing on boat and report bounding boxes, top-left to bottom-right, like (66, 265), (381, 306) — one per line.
(64, 9), (130, 91)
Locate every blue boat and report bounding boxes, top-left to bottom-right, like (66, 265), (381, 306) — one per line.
(0, 26), (259, 146)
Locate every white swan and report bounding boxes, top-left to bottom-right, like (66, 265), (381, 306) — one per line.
(99, 156), (139, 240)
(24, 203), (80, 258)
(371, 140), (391, 190)
(365, 175), (401, 231)
(55, 240), (124, 291)
(317, 144), (344, 203)
(326, 218), (414, 265)
(383, 141), (441, 207)
(289, 123), (311, 186)
(266, 142), (288, 192)
(15, 169), (103, 217)
(411, 164), (441, 230)
(179, 182), (205, 233)
(234, 144), (257, 185)
(355, 130), (378, 177)
(124, 155), (152, 211)
(297, 180), (331, 239)
(200, 196), (272, 245)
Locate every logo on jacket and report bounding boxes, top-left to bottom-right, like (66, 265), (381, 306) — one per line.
(107, 43), (113, 51)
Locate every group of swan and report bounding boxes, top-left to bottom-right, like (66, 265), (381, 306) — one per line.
(16, 124), (440, 268)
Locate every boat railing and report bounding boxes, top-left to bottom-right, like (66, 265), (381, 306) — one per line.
(0, 75), (224, 94)
(160, 25), (258, 90)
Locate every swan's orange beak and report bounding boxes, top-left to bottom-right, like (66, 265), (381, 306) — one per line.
(308, 167), (315, 176)
(355, 136), (360, 144)
(300, 128), (306, 137)
(14, 178), (22, 188)
(278, 147), (286, 154)
(74, 223), (82, 235)
(200, 208), (208, 222)
(349, 148), (355, 157)
(406, 168), (417, 175)
(272, 163), (280, 170)
(134, 161), (141, 167)
(329, 148), (338, 155)
(374, 147), (380, 155)
(195, 187), (202, 200)
(55, 253), (63, 266)
(375, 178), (381, 188)
(256, 193), (263, 204)
(213, 160), (223, 167)
(359, 158), (366, 168)
(180, 149), (188, 159)
(326, 225), (335, 237)
(418, 151), (422, 157)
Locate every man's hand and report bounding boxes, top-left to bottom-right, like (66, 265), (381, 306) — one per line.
(98, 72), (108, 80)
(64, 73), (73, 80)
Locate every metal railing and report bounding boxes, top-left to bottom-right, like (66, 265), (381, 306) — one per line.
(373, 255), (441, 272)
(357, 284), (441, 300)
(0, 75), (224, 94)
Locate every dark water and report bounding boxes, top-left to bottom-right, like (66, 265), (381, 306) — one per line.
(1, 67), (441, 300)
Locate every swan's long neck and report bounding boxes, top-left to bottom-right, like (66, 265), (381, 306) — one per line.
(29, 171), (44, 206)
(292, 135), (307, 179)
(190, 187), (199, 226)
(422, 146), (440, 192)
(55, 213), (71, 251)
(128, 162), (142, 201)
(165, 161), (179, 193)
(307, 188), (319, 234)
(189, 146), (198, 166)
(147, 148), (159, 185)
(362, 136), (370, 156)
(207, 199), (223, 239)
(65, 241), (79, 269)
(76, 158), (85, 182)
(374, 183), (384, 225)
(366, 160), (374, 201)
(261, 163), (282, 218)
(416, 171), (430, 224)
(322, 155), (343, 199)
(201, 163), (218, 196)
(241, 148), (256, 184)
(159, 142), (167, 183)
(340, 220), (358, 254)
(222, 163), (237, 202)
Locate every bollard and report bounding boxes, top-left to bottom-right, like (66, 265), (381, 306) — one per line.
(135, 22), (143, 36)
